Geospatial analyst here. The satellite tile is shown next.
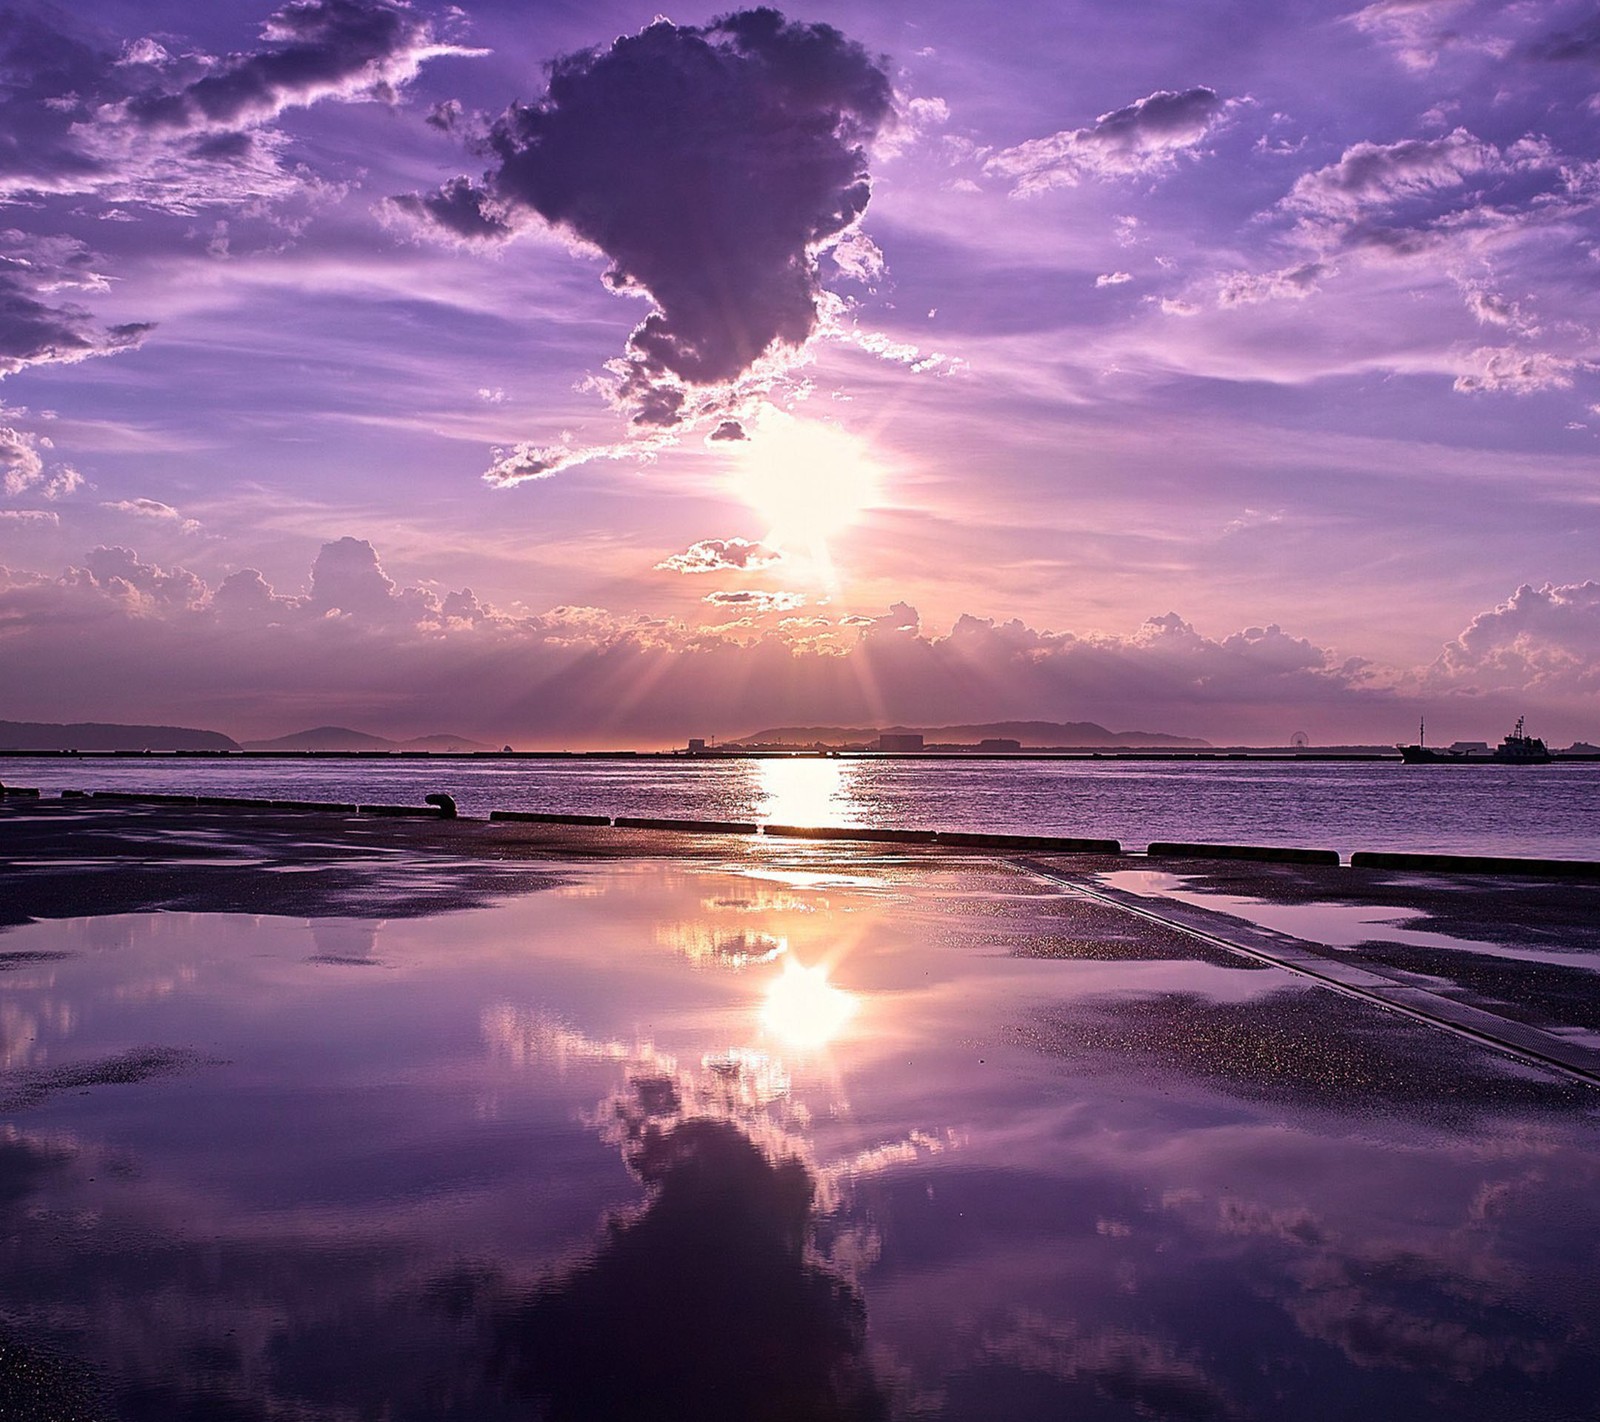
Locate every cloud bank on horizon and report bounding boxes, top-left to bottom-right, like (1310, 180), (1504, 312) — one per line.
(1, 0), (1598, 744)
(3, 535), (1597, 746)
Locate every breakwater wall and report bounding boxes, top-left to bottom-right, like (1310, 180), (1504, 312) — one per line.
(7, 788), (1598, 880)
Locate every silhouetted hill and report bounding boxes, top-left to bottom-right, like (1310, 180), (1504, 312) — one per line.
(242, 726), (493, 752)
(0, 720), (241, 751)
(734, 721), (1211, 748)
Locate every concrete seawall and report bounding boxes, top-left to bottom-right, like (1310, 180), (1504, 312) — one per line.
(11, 791), (1595, 880)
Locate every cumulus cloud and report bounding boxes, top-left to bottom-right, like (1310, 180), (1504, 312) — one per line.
(63, 545), (206, 611)
(401, 9), (893, 424)
(986, 88), (1240, 195)
(0, 423), (43, 493)
(1431, 581), (1600, 694)
(1, 423), (81, 499)
(1095, 271), (1133, 287)
(657, 538), (783, 574)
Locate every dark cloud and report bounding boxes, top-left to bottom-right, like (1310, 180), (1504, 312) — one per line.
(0, 1), (457, 209)
(1519, 16), (1600, 64)
(709, 419), (748, 441)
(0, 6), (121, 196)
(0, 234), (153, 378)
(390, 174), (512, 240)
(425, 97), (461, 131)
(408, 9), (892, 422)
(126, 0), (437, 132)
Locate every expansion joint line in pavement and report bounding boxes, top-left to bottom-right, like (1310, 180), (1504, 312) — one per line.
(1011, 857), (1600, 1093)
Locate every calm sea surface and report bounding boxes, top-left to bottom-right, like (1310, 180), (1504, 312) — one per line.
(5, 755), (1598, 858)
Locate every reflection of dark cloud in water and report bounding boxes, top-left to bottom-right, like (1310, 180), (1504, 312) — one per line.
(1, 1046), (208, 1111)
(500, 1114), (887, 1421)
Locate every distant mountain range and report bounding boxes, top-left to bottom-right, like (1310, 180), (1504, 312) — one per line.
(0, 721), (494, 752)
(241, 726), (496, 752)
(731, 721), (1211, 748)
(0, 720), (241, 752)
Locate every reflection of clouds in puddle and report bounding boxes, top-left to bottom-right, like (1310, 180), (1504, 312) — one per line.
(740, 867), (879, 892)
(699, 891), (816, 913)
(481, 994), (953, 1224)
(307, 919), (384, 966)
(482, 1004), (679, 1080)
(978, 1308), (1232, 1419)
(111, 964), (198, 1002)
(653, 922), (787, 968)
(1, 997), (78, 1070)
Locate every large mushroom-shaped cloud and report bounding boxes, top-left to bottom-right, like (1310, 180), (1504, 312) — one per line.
(404, 8), (893, 423)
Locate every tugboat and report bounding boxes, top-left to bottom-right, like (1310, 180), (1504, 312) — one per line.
(1491, 716), (1551, 764)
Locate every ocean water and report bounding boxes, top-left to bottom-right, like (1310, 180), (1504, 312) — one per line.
(4, 754), (1599, 858)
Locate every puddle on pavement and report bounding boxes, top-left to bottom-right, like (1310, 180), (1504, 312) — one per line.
(1, 857), (1597, 1421)
(1099, 868), (1599, 968)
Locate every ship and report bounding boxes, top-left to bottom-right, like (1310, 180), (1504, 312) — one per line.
(1490, 716), (1552, 764)
(1399, 716), (1551, 764)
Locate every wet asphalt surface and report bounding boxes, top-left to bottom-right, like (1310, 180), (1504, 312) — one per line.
(3, 798), (1600, 1420)
(4, 797), (1598, 1047)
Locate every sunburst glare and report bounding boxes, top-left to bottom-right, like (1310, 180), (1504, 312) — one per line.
(729, 410), (881, 567)
(760, 958), (860, 1050)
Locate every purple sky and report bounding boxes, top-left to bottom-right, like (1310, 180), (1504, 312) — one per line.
(2, 0), (1598, 747)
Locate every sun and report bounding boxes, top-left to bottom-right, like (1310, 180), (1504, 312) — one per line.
(728, 410), (880, 556)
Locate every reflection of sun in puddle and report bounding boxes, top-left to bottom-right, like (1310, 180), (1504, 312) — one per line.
(761, 959), (860, 1050)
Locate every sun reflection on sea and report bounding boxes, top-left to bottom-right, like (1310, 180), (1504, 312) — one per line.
(758, 757), (862, 827)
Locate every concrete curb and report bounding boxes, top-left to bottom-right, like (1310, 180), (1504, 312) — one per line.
(765, 823), (939, 844)
(612, 815), (759, 834)
(1148, 841), (1342, 866)
(488, 810), (611, 826)
(937, 830), (1121, 854)
(1350, 850), (1600, 880)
